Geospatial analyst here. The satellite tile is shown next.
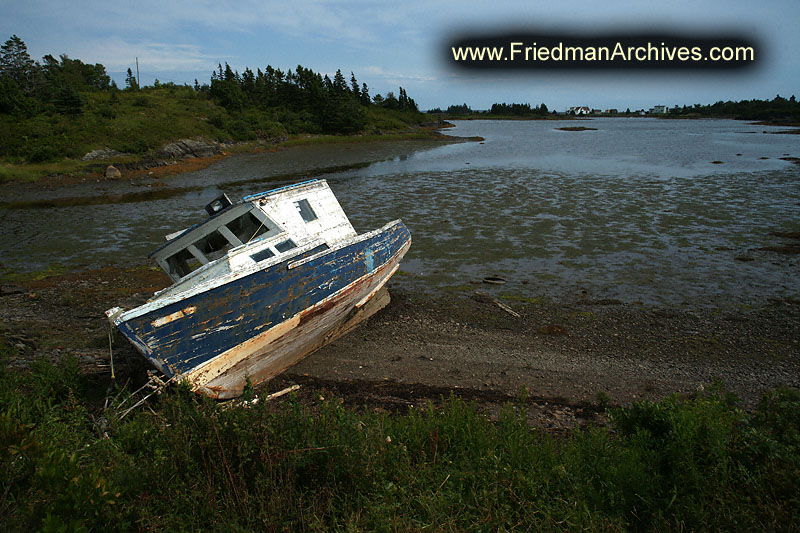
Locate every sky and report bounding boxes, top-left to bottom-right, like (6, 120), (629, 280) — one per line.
(3, 0), (798, 112)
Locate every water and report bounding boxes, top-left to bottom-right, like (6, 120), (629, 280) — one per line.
(2, 118), (798, 306)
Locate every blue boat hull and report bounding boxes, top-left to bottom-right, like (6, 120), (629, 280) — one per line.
(112, 221), (411, 398)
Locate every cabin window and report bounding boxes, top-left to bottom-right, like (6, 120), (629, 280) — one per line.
(164, 229), (236, 279)
(275, 239), (296, 253)
(250, 247), (275, 263)
(194, 230), (231, 263)
(295, 199), (318, 223)
(166, 249), (202, 278)
(157, 208), (281, 281)
(227, 210), (273, 243)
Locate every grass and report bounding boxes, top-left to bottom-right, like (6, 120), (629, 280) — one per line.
(280, 130), (440, 147)
(439, 284), (475, 293)
(0, 87), (435, 183)
(0, 159), (104, 183)
(1, 338), (798, 530)
(0, 263), (71, 283)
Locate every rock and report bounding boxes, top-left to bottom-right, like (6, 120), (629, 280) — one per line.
(104, 165), (122, 178)
(81, 148), (128, 161)
(156, 139), (221, 160)
(538, 324), (568, 336)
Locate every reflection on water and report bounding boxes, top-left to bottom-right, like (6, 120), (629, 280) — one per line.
(2, 119), (798, 306)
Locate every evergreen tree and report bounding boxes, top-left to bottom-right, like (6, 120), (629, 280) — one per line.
(223, 63), (237, 82)
(209, 64), (245, 111)
(332, 69), (347, 94)
(383, 91), (399, 110)
(350, 72), (360, 98)
(1, 35), (36, 93)
(125, 68), (138, 90)
(53, 82), (83, 114)
(241, 67), (255, 99)
(0, 74), (35, 114)
(360, 82), (370, 106)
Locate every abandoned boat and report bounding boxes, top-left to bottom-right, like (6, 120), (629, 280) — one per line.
(105, 179), (411, 399)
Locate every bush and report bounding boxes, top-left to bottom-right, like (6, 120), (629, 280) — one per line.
(1, 348), (797, 530)
(119, 139), (151, 154)
(27, 145), (62, 163)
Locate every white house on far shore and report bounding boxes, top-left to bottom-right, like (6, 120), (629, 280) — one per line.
(648, 105), (668, 114)
(567, 106), (591, 115)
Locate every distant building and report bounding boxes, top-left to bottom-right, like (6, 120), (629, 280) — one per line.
(567, 106), (591, 115)
(604, 108), (619, 115)
(648, 105), (668, 114)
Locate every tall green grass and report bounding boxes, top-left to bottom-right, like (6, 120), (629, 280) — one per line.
(1, 340), (797, 530)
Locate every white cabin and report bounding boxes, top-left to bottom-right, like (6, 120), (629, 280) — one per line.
(149, 180), (356, 298)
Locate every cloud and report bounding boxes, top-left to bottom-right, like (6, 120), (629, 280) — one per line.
(363, 65), (436, 82)
(63, 38), (218, 72)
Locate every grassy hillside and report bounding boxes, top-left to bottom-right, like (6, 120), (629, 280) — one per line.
(0, 84), (428, 182)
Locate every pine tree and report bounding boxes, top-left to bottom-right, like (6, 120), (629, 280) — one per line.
(125, 68), (138, 90)
(332, 69), (347, 94)
(350, 72), (360, 98)
(360, 82), (370, 106)
(1, 35), (36, 93)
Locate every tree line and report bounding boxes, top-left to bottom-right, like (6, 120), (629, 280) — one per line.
(667, 96), (800, 121)
(429, 102), (551, 116)
(0, 35), (420, 135)
(0, 35), (110, 115)
(488, 102), (549, 116)
(202, 62), (417, 134)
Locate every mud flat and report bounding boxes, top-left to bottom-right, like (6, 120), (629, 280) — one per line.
(2, 265), (797, 431)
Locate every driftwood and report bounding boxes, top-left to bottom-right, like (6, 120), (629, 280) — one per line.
(220, 384), (301, 410)
(472, 290), (521, 318)
(115, 373), (175, 420)
(263, 384), (301, 402)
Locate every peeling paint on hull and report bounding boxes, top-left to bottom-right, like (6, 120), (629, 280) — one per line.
(110, 220), (411, 398)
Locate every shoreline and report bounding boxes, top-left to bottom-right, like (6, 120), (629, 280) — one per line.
(1, 264), (796, 430)
(0, 126), (477, 187)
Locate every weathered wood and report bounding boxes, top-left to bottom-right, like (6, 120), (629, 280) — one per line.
(264, 384), (301, 401)
(473, 290), (521, 318)
(107, 179), (411, 399)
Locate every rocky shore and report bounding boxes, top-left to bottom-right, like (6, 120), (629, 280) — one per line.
(22, 128), (468, 187)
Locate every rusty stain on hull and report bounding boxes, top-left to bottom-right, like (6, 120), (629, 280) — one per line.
(151, 305), (196, 327)
(197, 240), (408, 399)
(107, 179), (411, 398)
